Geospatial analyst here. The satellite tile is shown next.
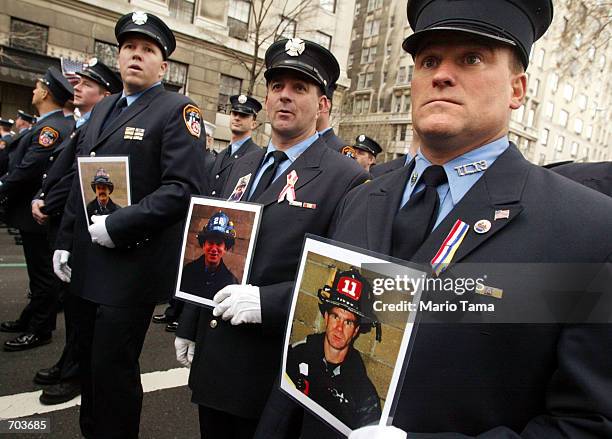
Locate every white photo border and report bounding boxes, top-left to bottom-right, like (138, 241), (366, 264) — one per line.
(280, 236), (425, 437)
(77, 155), (131, 226)
(174, 196), (263, 308)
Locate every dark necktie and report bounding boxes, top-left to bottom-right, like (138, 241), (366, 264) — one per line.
(249, 150), (289, 201)
(101, 97), (127, 133)
(391, 165), (448, 261)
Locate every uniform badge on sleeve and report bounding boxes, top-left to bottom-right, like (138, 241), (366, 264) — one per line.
(341, 145), (356, 159)
(38, 127), (59, 148)
(183, 104), (202, 139)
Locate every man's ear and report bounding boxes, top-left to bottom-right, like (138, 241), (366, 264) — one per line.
(158, 60), (168, 80)
(509, 72), (527, 110)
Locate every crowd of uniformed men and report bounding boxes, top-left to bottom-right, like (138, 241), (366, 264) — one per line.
(0, 0), (611, 438)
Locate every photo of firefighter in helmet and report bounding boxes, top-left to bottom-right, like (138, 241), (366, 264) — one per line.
(287, 267), (382, 429)
(179, 211), (239, 301)
(86, 168), (122, 224)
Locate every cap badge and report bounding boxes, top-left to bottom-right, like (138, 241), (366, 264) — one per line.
(285, 38), (305, 57)
(238, 94), (247, 104)
(358, 134), (366, 142)
(132, 11), (148, 25)
(87, 57), (98, 67)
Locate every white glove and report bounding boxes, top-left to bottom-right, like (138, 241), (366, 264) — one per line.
(174, 337), (195, 368)
(212, 284), (262, 325)
(349, 426), (407, 439)
(88, 215), (115, 248)
(53, 250), (72, 283)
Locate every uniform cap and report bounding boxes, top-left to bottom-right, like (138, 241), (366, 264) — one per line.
(16, 110), (36, 124)
(229, 94), (262, 116)
(77, 58), (123, 94)
(115, 11), (176, 59)
(354, 135), (382, 156)
(39, 67), (74, 105)
(402, 0), (554, 68)
(264, 38), (340, 92)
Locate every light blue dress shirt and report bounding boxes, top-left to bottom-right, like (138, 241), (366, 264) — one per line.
(76, 111), (91, 129)
(230, 136), (252, 156)
(400, 137), (509, 229)
(122, 81), (162, 106)
(247, 133), (319, 200)
(36, 109), (62, 123)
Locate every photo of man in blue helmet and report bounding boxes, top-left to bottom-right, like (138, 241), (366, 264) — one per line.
(180, 211), (239, 300)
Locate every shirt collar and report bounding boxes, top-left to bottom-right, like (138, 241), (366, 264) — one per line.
(318, 127), (333, 136)
(36, 109), (62, 123)
(266, 132), (319, 163)
(230, 136), (251, 155)
(121, 82), (162, 106)
(414, 136), (509, 204)
(76, 111), (91, 129)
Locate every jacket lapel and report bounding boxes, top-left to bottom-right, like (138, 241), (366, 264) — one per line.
(411, 145), (528, 267)
(225, 148), (265, 199)
(367, 160), (413, 253)
(93, 86), (164, 149)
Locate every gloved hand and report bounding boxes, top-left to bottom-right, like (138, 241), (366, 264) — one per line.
(88, 215), (115, 248)
(53, 250), (72, 283)
(174, 337), (195, 368)
(212, 284), (262, 325)
(349, 426), (407, 439)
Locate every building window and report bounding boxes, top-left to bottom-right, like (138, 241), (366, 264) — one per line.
(514, 104), (525, 124)
(354, 95), (370, 114)
(536, 48), (545, 68)
(541, 128), (549, 145)
(402, 94), (411, 113)
(364, 19), (380, 37)
(407, 65), (414, 82)
(10, 18), (48, 54)
(357, 73), (365, 89)
(320, 0), (336, 13)
(549, 73), (559, 92)
(354, 0), (361, 15)
(530, 78), (540, 96)
(347, 53), (354, 67)
(586, 125), (593, 140)
(396, 124), (406, 141)
(367, 0), (383, 11)
(563, 84), (574, 101)
(312, 31), (332, 50)
(386, 43), (392, 56)
(584, 147), (590, 160)
(555, 136), (564, 153)
(164, 60), (189, 93)
(574, 118), (583, 134)
(570, 142), (578, 157)
(365, 73), (374, 88)
(218, 74), (242, 112)
(361, 45), (376, 63)
(558, 110), (569, 127)
(169, 0), (195, 22)
(544, 101), (554, 119)
(94, 40), (119, 71)
(397, 66), (406, 83)
(389, 15), (395, 28)
(393, 94), (401, 113)
(527, 108), (535, 127)
(228, 0), (251, 40)
(577, 94), (588, 110)
(278, 16), (296, 39)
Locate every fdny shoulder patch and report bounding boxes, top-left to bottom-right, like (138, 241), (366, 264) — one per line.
(38, 127), (59, 148)
(183, 104), (202, 139)
(341, 145), (356, 159)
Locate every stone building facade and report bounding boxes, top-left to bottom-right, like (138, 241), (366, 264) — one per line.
(0, 0), (355, 150)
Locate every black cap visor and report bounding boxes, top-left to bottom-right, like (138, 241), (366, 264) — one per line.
(264, 62), (327, 91)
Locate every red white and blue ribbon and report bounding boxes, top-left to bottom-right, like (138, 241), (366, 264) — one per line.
(430, 219), (470, 276)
